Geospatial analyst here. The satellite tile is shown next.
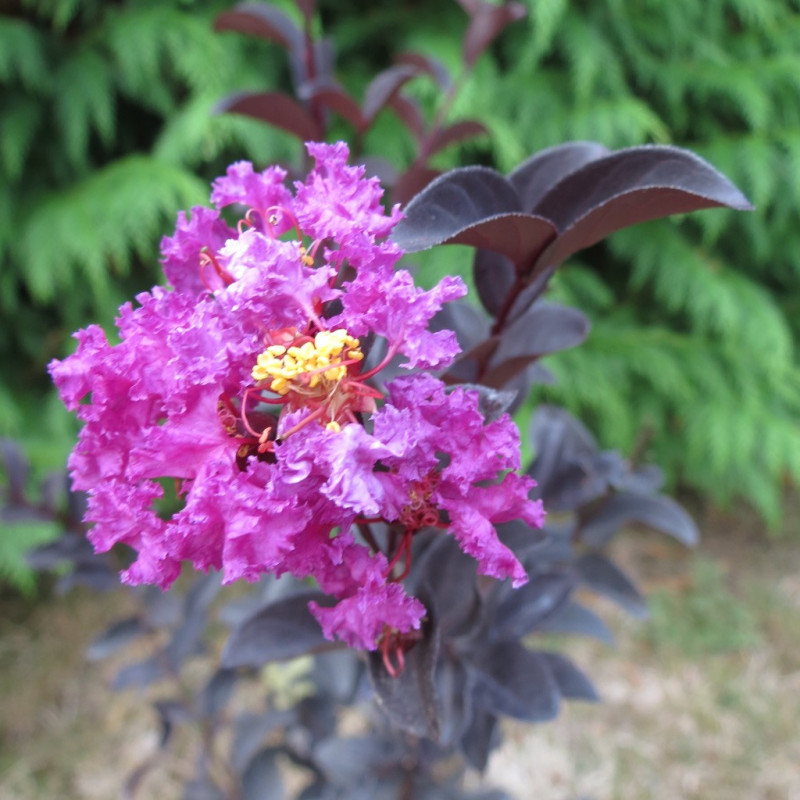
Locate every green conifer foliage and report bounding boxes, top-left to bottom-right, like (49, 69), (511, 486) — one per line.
(0, 1), (290, 437)
(475, 0), (800, 525)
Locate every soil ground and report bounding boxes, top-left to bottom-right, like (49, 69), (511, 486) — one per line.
(1, 502), (798, 800)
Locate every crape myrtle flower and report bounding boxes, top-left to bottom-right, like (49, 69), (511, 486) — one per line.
(49, 142), (545, 658)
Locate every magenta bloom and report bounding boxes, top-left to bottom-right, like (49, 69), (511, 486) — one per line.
(50, 143), (544, 651)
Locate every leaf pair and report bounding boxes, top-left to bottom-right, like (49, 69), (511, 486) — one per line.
(393, 143), (753, 320)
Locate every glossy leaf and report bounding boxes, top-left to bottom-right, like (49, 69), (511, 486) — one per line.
(112, 656), (165, 690)
(415, 537), (481, 638)
(483, 302), (590, 387)
(576, 553), (648, 618)
(395, 51), (451, 89)
(388, 94), (425, 139)
(221, 591), (337, 668)
(314, 737), (401, 786)
(431, 298), (490, 353)
(183, 776), (225, 800)
(425, 119), (489, 159)
(459, 707), (498, 771)
(393, 167), (519, 249)
(214, 4), (302, 51)
(86, 616), (147, 661)
(539, 652), (599, 702)
(368, 615), (440, 739)
(0, 438), (28, 502)
(312, 650), (361, 702)
(473, 248), (516, 317)
(580, 491), (699, 547)
(508, 141), (610, 212)
(391, 164), (442, 207)
(214, 91), (323, 142)
(536, 600), (615, 646)
(242, 748), (283, 800)
(531, 145), (754, 276)
(393, 167), (558, 263)
(363, 64), (419, 122)
(435, 658), (474, 747)
(472, 642), (560, 722)
(231, 711), (295, 772)
(301, 79), (364, 129)
(493, 570), (577, 641)
(462, 1), (527, 68)
(200, 668), (239, 719)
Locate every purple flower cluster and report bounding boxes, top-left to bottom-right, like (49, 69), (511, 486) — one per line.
(50, 143), (544, 651)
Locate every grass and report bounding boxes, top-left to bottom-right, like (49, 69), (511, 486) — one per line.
(1, 503), (799, 799)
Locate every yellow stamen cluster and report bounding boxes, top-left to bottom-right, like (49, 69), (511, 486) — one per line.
(252, 329), (363, 396)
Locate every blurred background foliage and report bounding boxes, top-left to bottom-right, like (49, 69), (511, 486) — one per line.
(2, 0), (800, 589)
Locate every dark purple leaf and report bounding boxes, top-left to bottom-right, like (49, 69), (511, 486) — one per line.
(66, 487), (87, 522)
(576, 553), (648, 618)
(360, 156), (399, 187)
(388, 94), (425, 139)
(362, 64), (419, 123)
(201, 668), (239, 718)
(183, 776), (225, 800)
(165, 576), (220, 669)
(26, 533), (90, 570)
(473, 249), (517, 316)
(39, 470), (68, 516)
(536, 600), (615, 645)
(301, 79), (364, 129)
(436, 658), (475, 747)
(508, 141), (610, 212)
(528, 405), (601, 510)
(314, 737), (401, 786)
(483, 302), (590, 387)
(143, 586), (183, 628)
(430, 298), (491, 353)
(539, 652), (599, 702)
(231, 711), (296, 772)
(458, 384), (518, 423)
(154, 699), (193, 748)
(1, 505), (49, 524)
(86, 617), (147, 661)
(391, 164), (441, 207)
(295, 693), (337, 743)
(242, 748), (283, 800)
(368, 615), (440, 739)
(414, 537), (481, 638)
(493, 570), (577, 641)
(214, 91), (324, 142)
(580, 491), (698, 548)
(312, 650), (361, 702)
(0, 438), (28, 502)
(496, 519), (548, 561)
(462, 2), (527, 68)
(531, 145), (754, 276)
(214, 4), (303, 51)
(113, 656), (165, 690)
(395, 51), (452, 89)
(393, 167), (518, 248)
(392, 167), (558, 263)
(472, 642), (560, 722)
(221, 591), (337, 668)
(183, 778), (225, 800)
(459, 707), (498, 771)
(618, 463), (665, 494)
(425, 120), (489, 159)
(57, 560), (118, 593)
